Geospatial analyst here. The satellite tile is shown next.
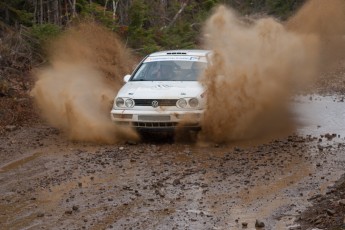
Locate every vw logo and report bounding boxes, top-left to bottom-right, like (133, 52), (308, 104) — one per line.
(152, 100), (159, 108)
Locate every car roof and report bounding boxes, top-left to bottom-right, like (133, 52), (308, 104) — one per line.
(148, 49), (210, 57)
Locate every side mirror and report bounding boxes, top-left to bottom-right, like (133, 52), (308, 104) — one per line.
(123, 74), (131, 83)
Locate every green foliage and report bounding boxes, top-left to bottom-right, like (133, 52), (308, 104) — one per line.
(127, 1), (153, 51)
(80, 1), (119, 31)
(128, 0), (148, 29)
(0, 0), (307, 58)
(30, 23), (61, 43)
(203, 0), (219, 11)
(0, 1), (33, 26)
(266, 0), (304, 19)
(27, 24), (61, 59)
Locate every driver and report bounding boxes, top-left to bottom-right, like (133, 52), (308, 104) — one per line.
(153, 62), (175, 80)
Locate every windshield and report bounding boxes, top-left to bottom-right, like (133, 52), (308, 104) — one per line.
(131, 60), (207, 81)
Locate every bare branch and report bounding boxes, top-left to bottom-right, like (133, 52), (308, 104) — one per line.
(166, 1), (188, 29)
(104, 0), (109, 15)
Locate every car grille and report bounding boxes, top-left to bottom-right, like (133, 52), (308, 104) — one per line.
(132, 121), (200, 129)
(134, 99), (177, 106)
(138, 115), (170, 121)
(133, 122), (178, 128)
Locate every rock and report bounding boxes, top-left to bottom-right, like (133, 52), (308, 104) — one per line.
(314, 215), (323, 225)
(72, 205), (79, 211)
(173, 179), (181, 186)
(155, 189), (165, 198)
(234, 147), (242, 152)
(126, 141), (137, 145)
(339, 199), (345, 206)
(65, 210), (73, 215)
(325, 133), (333, 140)
(119, 147), (124, 150)
(241, 222), (248, 228)
(37, 212), (45, 217)
(326, 209), (335, 216)
(288, 224), (301, 230)
(255, 219), (265, 228)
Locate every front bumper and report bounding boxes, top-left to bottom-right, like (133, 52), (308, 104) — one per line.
(110, 109), (203, 130)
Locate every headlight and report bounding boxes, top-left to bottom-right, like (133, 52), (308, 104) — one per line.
(125, 99), (135, 108)
(177, 98), (187, 108)
(188, 98), (199, 108)
(115, 97), (124, 107)
(115, 97), (135, 108)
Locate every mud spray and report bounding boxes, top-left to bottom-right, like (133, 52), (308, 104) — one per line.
(31, 22), (138, 143)
(199, 0), (345, 143)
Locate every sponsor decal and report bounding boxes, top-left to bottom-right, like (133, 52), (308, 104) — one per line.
(144, 56), (200, 62)
(154, 84), (171, 89)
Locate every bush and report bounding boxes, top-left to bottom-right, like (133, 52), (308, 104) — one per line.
(30, 23), (61, 43)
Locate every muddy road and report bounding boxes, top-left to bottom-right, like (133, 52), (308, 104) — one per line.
(0, 94), (344, 230)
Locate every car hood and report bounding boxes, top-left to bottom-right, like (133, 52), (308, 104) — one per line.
(117, 81), (204, 99)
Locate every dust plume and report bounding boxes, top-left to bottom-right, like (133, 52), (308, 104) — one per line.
(199, 1), (345, 143)
(287, 0), (345, 69)
(31, 22), (138, 143)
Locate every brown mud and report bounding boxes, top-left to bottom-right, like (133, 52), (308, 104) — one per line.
(31, 22), (138, 144)
(1, 107), (345, 229)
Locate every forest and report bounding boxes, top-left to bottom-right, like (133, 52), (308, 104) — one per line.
(0, 0), (305, 80)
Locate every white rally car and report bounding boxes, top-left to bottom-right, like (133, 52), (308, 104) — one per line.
(111, 50), (210, 130)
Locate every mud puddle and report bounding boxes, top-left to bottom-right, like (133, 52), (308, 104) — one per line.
(294, 94), (345, 138)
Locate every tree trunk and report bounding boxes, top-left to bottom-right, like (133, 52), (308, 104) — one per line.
(47, 0), (50, 23)
(51, 0), (59, 25)
(160, 0), (167, 24)
(68, 0), (76, 18)
(33, 0), (37, 24)
(113, 0), (119, 21)
(104, 0), (109, 15)
(117, 0), (130, 25)
(40, 0), (43, 24)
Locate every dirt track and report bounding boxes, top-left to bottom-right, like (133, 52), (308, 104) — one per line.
(0, 107), (345, 230)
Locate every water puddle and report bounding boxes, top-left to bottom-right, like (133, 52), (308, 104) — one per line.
(294, 95), (345, 138)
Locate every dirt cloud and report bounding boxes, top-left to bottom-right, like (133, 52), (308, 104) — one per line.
(200, 1), (345, 143)
(31, 22), (138, 143)
(287, 0), (345, 69)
